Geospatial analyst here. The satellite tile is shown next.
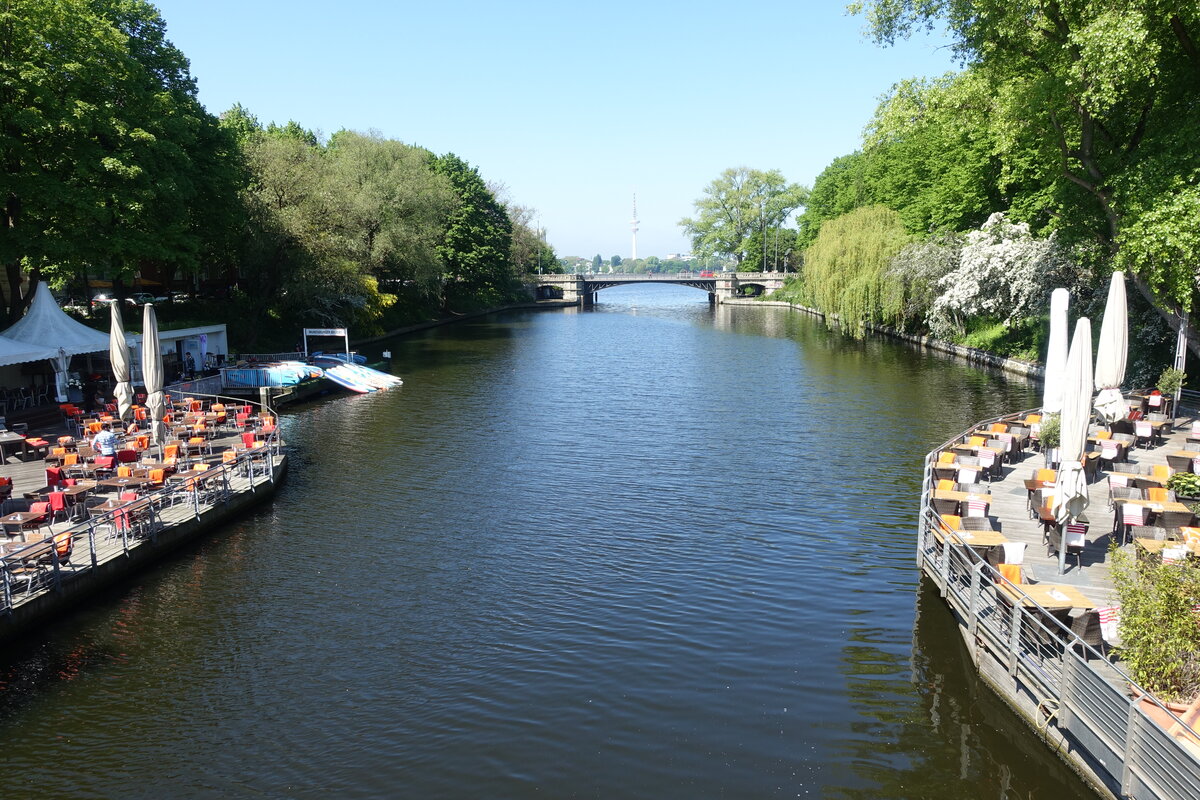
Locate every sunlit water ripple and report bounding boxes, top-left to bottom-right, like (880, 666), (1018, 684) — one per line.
(0, 285), (1095, 798)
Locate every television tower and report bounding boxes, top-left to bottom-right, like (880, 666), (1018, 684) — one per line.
(630, 193), (639, 262)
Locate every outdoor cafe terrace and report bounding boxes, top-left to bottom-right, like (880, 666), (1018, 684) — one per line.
(0, 394), (282, 614)
(924, 391), (1200, 759)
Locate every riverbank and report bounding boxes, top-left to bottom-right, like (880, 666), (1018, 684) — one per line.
(351, 299), (576, 347)
(723, 298), (1045, 381)
(919, 407), (1200, 800)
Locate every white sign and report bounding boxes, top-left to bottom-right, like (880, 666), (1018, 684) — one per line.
(303, 328), (347, 337)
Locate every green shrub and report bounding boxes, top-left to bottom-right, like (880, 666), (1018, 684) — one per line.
(1167, 472), (1200, 498)
(1109, 545), (1200, 703)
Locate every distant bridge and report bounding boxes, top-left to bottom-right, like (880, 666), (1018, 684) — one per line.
(527, 272), (788, 305)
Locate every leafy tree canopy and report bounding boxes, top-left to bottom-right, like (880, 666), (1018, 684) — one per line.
(680, 167), (808, 265)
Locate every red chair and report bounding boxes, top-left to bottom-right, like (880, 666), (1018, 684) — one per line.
(45, 466), (63, 488)
(47, 491), (69, 522)
(241, 432), (256, 449)
(116, 448), (139, 463)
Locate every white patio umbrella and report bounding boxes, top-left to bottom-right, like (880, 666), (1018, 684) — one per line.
(52, 347), (70, 403)
(142, 303), (167, 446)
(109, 303), (133, 421)
(1094, 271), (1128, 423)
(1053, 317), (1094, 574)
(1042, 288), (1070, 414)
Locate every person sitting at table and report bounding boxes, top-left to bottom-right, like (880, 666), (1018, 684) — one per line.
(93, 422), (118, 457)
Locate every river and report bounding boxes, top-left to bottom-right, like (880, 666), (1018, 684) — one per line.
(0, 285), (1097, 798)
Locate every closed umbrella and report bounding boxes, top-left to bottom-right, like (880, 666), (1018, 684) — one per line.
(1053, 317), (1094, 574)
(109, 303), (133, 421)
(142, 303), (166, 447)
(1094, 271), (1128, 423)
(51, 348), (70, 403)
(1042, 288), (1070, 414)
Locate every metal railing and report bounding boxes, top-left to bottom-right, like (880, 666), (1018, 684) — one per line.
(1, 394), (283, 616)
(920, 412), (1200, 799)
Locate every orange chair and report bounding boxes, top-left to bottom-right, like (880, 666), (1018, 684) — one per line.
(1035, 468), (1056, 483)
(936, 479), (956, 491)
(148, 469), (166, 487)
(117, 466), (133, 478)
(62, 453), (78, 467)
(1148, 487), (1168, 503)
(939, 514), (963, 531)
(998, 563), (1022, 585)
(164, 444), (179, 461)
(938, 452), (956, 465)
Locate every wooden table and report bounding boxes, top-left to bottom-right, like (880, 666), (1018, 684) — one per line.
(932, 488), (993, 504)
(998, 582), (1097, 610)
(0, 430), (31, 463)
(97, 476), (152, 492)
(1135, 538), (1200, 558)
(1119, 499), (1192, 514)
(1, 511), (45, 539)
(945, 528), (1008, 547)
(1108, 470), (1164, 487)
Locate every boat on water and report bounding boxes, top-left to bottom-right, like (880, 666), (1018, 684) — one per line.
(221, 360), (324, 388)
(322, 361), (402, 393)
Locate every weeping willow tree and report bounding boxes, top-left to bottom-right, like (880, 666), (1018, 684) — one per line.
(802, 205), (909, 336)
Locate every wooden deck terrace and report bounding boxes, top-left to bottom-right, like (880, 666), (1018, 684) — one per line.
(922, 407), (1200, 800)
(936, 410), (1200, 606)
(0, 401), (285, 625)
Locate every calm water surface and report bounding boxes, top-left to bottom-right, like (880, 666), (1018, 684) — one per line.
(0, 286), (1096, 798)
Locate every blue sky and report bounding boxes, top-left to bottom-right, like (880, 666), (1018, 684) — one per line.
(152, 0), (957, 259)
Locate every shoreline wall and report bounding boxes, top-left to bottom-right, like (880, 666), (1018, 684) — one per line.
(722, 298), (1045, 382)
(351, 300), (575, 347)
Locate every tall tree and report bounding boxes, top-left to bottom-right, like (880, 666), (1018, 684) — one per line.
(854, 0), (1200, 351)
(432, 152), (514, 305)
(0, 0), (241, 321)
(680, 167), (808, 265)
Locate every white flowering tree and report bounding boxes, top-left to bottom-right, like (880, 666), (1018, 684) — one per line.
(927, 213), (1069, 338)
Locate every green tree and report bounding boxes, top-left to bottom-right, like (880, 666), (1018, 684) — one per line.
(680, 167), (809, 266)
(592, 254), (602, 272)
(796, 205), (909, 336)
(432, 153), (514, 307)
(611, 254), (622, 268)
(854, 0), (1200, 352)
(1, 0), (241, 321)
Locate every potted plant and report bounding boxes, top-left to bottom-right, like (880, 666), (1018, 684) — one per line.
(1109, 545), (1200, 707)
(1159, 367), (1186, 397)
(1038, 413), (1061, 467)
(1167, 472), (1200, 504)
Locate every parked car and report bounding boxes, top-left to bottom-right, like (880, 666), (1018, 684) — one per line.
(126, 292), (166, 306)
(90, 293), (118, 309)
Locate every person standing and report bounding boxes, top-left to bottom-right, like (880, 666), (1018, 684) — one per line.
(93, 422), (118, 457)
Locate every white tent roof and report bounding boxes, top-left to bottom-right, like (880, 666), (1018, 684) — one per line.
(1, 281), (112, 357)
(0, 334), (58, 367)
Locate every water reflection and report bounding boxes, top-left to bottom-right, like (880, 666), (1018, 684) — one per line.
(0, 285), (1091, 798)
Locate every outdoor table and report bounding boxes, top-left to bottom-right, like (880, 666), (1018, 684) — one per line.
(937, 528), (1008, 547)
(998, 582), (1097, 610)
(0, 430), (30, 463)
(2, 511), (45, 540)
(1134, 538), (1200, 560)
(1108, 470), (1164, 487)
(932, 488), (993, 504)
(97, 476), (152, 492)
(90, 498), (146, 513)
(1120, 498), (1191, 514)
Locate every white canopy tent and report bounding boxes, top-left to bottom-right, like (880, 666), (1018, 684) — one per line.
(0, 335), (58, 368)
(1, 282), (123, 401)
